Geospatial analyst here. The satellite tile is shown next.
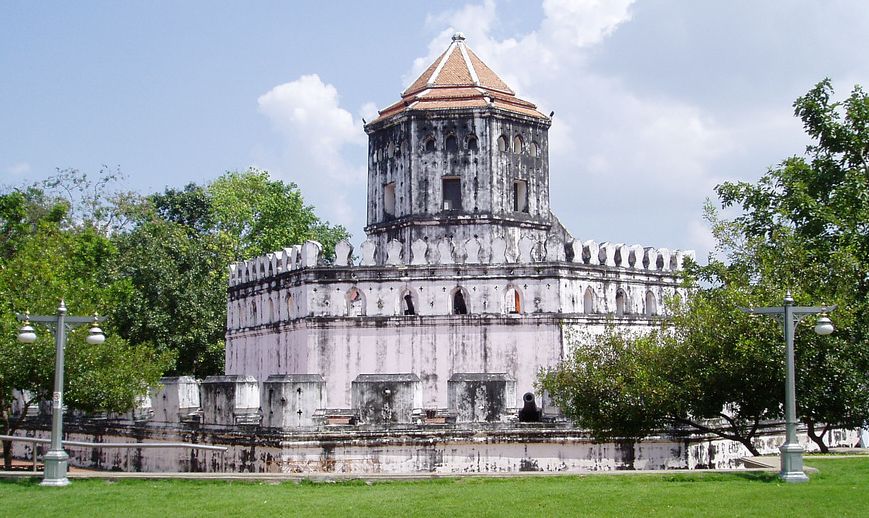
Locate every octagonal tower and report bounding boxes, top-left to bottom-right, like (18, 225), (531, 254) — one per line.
(364, 33), (566, 262)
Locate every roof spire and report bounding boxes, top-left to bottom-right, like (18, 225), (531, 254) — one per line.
(452, 32), (466, 42)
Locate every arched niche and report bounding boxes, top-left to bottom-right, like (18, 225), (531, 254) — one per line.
(645, 291), (658, 316)
(583, 287), (595, 314)
(400, 288), (418, 316)
(346, 287), (366, 317)
(504, 285), (523, 314)
(615, 289), (627, 316)
(451, 287), (469, 315)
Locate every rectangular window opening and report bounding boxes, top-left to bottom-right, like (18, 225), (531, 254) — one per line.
(443, 177), (462, 211)
(513, 180), (528, 212)
(384, 182), (396, 218)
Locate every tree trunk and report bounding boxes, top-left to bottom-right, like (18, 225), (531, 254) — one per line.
(2, 440), (11, 470)
(806, 420), (829, 453)
(738, 437), (761, 456)
(675, 417), (763, 456)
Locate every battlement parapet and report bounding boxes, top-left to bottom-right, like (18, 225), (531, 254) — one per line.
(228, 237), (695, 287)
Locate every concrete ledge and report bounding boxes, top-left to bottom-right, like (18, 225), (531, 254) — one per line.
(0, 467), (779, 482)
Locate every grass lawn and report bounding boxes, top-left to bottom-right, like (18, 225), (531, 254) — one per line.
(1, 457), (867, 517)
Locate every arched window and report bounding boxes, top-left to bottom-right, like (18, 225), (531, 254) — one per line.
(529, 141), (540, 157)
(505, 286), (522, 314)
(268, 297), (275, 323)
(513, 135), (523, 153)
(401, 290), (417, 316)
(445, 134), (458, 152)
(250, 301), (257, 326)
(387, 141), (395, 157)
(583, 287), (595, 314)
(286, 294), (294, 320)
(467, 136), (478, 152)
(451, 288), (468, 315)
(615, 289), (627, 316)
(497, 135), (508, 152)
(346, 287), (366, 316)
(424, 136), (436, 152)
(645, 291), (657, 316)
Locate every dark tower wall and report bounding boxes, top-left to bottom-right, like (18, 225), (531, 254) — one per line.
(365, 108), (554, 262)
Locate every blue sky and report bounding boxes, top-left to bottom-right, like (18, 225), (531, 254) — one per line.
(2, 1), (868, 260)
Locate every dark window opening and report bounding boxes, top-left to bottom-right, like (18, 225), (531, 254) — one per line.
(446, 135), (458, 152)
(467, 136), (478, 152)
(403, 293), (416, 315)
(425, 137), (436, 152)
(513, 180), (528, 212)
(453, 290), (468, 315)
(442, 177), (462, 211)
(616, 290), (626, 316)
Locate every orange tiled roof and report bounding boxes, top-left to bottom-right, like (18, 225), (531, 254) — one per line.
(371, 33), (548, 124)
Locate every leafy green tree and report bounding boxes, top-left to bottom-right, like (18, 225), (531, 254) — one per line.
(208, 168), (349, 259)
(539, 325), (671, 441)
(542, 80), (868, 455)
(110, 217), (232, 376)
(714, 79), (869, 451)
(111, 168), (348, 376)
(0, 190), (170, 468)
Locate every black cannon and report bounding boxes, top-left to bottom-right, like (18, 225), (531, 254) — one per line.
(518, 392), (541, 422)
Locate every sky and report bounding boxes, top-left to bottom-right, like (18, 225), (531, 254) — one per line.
(2, 0), (868, 261)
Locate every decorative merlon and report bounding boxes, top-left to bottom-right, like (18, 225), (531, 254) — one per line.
(228, 237), (695, 286)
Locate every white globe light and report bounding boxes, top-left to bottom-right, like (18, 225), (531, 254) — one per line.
(814, 316), (834, 336)
(86, 326), (106, 345)
(17, 324), (37, 344)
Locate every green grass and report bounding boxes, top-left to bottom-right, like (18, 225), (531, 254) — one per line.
(2, 457), (867, 517)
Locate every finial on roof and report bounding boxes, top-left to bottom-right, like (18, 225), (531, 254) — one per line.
(452, 32), (466, 42)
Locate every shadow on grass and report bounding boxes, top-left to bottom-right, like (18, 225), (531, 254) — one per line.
(659, 471), (780, 484)
(0, 477), (43, 487)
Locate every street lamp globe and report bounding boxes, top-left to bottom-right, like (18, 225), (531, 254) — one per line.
(86, 325), (106, 345)
(17, 324), (37, 343)
(814, 315), (834, 336)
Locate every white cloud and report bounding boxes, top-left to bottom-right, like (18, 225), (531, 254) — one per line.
(256, 74), (368, 228)
(541, 0), (635, 48)
(3, 161), (31, 177)
(405, 0), (738, 259)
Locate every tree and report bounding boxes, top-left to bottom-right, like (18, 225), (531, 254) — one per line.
(110, 217), (232, 376)
(208, 168), (349, 260)
(541, 80), (869, 455)
(111, 168), (349, 376)
(539, 325), (671, 441)
(0, 188), (170, 468)
(714, 79), (869, 451)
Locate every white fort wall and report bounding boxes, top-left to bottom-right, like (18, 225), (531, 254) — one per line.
(225, 236), (692, 411)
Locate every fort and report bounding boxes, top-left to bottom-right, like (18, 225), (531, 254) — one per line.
(223, 33), (692, 421)
(12, 34), (854, 474)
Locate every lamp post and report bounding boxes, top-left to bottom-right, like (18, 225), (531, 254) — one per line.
(16, 300), (105, 487)
(739, 291), (835, 483)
